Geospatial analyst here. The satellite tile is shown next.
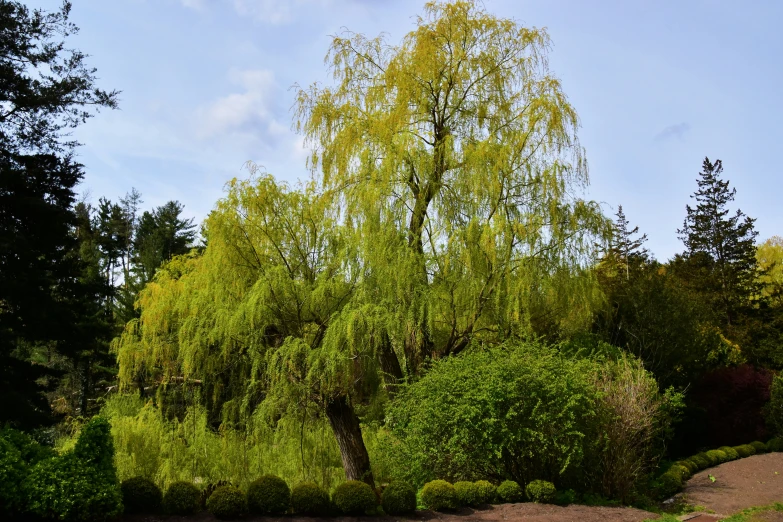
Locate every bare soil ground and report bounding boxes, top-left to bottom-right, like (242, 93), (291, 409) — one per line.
(122, 503), (658, 522)
(680, 453), (783, 518)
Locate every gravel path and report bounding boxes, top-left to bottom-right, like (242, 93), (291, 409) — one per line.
(680, 452), (783, 518)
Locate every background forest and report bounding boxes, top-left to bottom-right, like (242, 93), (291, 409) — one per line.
(1, 0), (783, 520)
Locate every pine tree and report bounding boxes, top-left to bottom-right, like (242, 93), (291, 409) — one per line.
(0, 0), (118, 428)
(677, 157), (761, 327)
(603, 205), (650, 281)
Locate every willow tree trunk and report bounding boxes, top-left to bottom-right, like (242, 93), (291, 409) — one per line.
(325, 395), (375, 488)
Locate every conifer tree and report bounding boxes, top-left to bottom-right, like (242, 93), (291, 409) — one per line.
(677, 157), (761, 327)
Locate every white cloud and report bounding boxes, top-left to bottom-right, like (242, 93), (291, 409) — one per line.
(232, 0), (331, 24)
(197, 69), (277, 139)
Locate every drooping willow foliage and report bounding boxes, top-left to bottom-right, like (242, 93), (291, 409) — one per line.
(113, 0), (610, 484)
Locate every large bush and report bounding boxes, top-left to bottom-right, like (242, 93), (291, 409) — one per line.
(387, 342), (602, 486)
(25, 417), (123, 521)
(420, 480), (457, 511)
(0, 436), (27, 517)
(333, 480), (377, 515)
(121, 476), (162, 514)
(163, 481), (201, 515)
(381, 481), (416, 515)
(290, 481), (329, 516)
(247, 475), (290, 515)
(591, 355), (683, 501)
(206, 485), (246, 520)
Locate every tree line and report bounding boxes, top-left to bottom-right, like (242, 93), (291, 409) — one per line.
(1, 0), (782, 493)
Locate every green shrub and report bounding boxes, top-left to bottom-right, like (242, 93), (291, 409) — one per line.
(750, 441), (768, 454)
(668, 464), (690, 481)
(555, 489), (577, 506)
(206, 485), (246, 520)
(454, 481), (481, 507)
(381, 481), (416, 515)
(655, 470), (682, 499)
(121, 476), (162, 514)
(290, 481), (329, 516)
(496, 480), (523, 503)
(767, 373), (783, 436)
(0, 437), (27, 517)
(718, 446), (740, 460)
(25, 417), (122, 521)
(705, 449), (728, 465)
(691, 453), (710, 470)
(333, 480), (377, 515)
(767, 437), (783, 452)
(474, 480), (497, 504)
(420, 480), (457, 511)
(525, 480), (556, 503)
(734, 444), (756, 458)
(163, 481), (201, 515)
(676, 460), (697, 474)
(247, 475), (290, 515)
(387, 342), (602, 486)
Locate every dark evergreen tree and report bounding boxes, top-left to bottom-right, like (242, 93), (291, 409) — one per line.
(0, 0), (118, 428)
(601, 204), (650, 281)
(676, 157), (761, 328)
(133, 201), (196, 284)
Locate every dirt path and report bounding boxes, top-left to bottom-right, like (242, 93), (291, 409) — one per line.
(124, 503), (658, 522)
(680, 452), (783, 518)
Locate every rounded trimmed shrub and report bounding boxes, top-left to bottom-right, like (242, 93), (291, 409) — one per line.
(420, 480), (457, 511)
(705, 449), (728, 465)
(247, 475), (290, 515)
(333, 480), (377, 515)
(655, 470), (682, 499)
(767, 437), (783, 452)
(207, 485), (246, 520)
(691, 453), (710, 470)
(474, 480), (497, 504)
(290, 481), (329, 516)
(750, 441), (768, 454)
(163, 481), (201, 515)
(381, 481), (416, 515)
(121, 476), (162, 514)
(454, 481), (481, 507)
(734, 444), (756, 458)
(669, 464), (690, 481)
(718, 446), (740, 460)
(676, 460), (697, 475)
(496, 480), (523, 503)
(525, 480), (556, 503)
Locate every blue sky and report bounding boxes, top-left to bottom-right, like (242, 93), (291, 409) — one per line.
(31, 0), (782, 260)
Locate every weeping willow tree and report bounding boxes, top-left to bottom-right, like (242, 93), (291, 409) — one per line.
(115, 0), (608, 488)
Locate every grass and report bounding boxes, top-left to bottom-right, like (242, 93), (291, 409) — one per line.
(645, 502), (783, 522)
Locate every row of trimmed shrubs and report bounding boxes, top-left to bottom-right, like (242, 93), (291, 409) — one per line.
(654, 437), (783, 498)
(122, 474), (559, 518)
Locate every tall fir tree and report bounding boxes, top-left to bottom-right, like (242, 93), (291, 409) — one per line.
(0, 0), (118, 428)
(676, 157), (761, 328)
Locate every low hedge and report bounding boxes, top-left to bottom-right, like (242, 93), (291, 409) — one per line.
(525, 480), (556, 503)
(381, 481), (416, 515)
(718, 446), (740, 460)
(290, 481), (329, 516)
(206, 485), (246, 520)
(454, 481), (481, 507)
(121, 476), (162, 514)
(163, 481), (201, 515)
(420, 480), (457, 511)
(496, 480), (523, 503)
(333, 480), (377, 515)
(474, 480), (497, 504)
(750, 441), (768, 454)
(247, 475), (290, 515)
